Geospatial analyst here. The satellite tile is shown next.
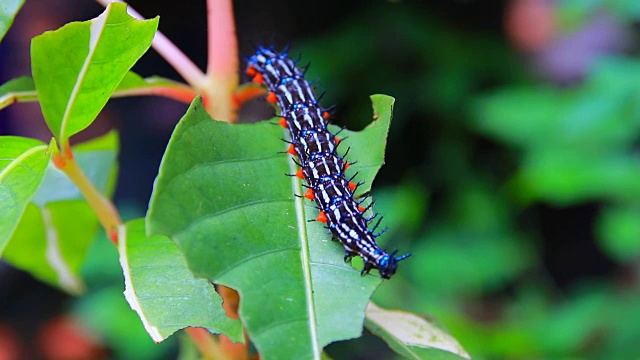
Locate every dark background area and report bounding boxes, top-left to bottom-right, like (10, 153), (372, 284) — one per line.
(2, 0), (640, 358)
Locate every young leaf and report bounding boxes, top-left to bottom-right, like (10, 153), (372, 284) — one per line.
(597, 204), (640, 262)
(31, 2), (158, 142)
(118, 219), (243, 342)
(2, 201), (98, 294)
(365, 303), (471, 360)
(32, 131), (119, 205)
(0, 136), (53, 254)
(1, 131), (119, 293)
(0, 0), (23, 43)
(0, 76), (37, 110)
(148, 95), (395, 358)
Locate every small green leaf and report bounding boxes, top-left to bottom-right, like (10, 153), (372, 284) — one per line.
(32, 130), (119, 205)
(409, 230), (532, 296)
(2, 201), (97, 294)
(31, 2), (158, 141)
(365, 302), (471, 360)
(0, 136), (53, 254)
(513, 148), (640, 204)
(148, 95), (395, 358)
(2, 132), (119, 293)
(119, 219), (242, 342)
(73, 128), (119, 152)
(597, 205), (640, 262)
(0, 0), (23, 43)
(473, 60), (640, 151)
(0, 76), (36, 111)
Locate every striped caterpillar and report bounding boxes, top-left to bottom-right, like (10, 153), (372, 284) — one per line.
(246, 47), (410, 279)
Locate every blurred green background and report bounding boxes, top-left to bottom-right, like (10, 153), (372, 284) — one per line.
(2, 0), (640, 359)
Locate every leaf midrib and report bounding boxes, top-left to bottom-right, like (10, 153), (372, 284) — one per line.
(59, 7), (107, 140)
(0, 145), (47, 181)
(288, 152), (321, 358)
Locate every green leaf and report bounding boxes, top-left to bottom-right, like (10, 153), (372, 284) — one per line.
(119, 218), (242, 342)
(2, 131), (119, 293)
(365, 303), (470, 360)
(148, 95), (395, 358)
(2, 201), (97, 294)
(0, 76), (37, 111)
(73, 286), (175, 359)
(597, 205), (640, 262)
(513, 148), (640, 204)
(0, 136), (53, 254)
(410, 229), (533, 297)
(31, 2), (158, 141)
(0, 0), (23, 43)
(473, 59), (640, 151)
(33, 130), (119, 205)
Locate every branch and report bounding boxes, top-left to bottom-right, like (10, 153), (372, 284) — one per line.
(95, 0), (206, 89)
(202, 0), (240, 122)
(52, 143), (121, 244)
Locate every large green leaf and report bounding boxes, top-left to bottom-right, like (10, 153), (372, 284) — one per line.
(0, 136), (53, 253)
(365, 303), (470, 360)
(2, 131), (119, 293)
(118, 219), (242, 342)
(31, 2), (158, 141)
(0, 0), (23, 43)
(148, 95), (395, 358)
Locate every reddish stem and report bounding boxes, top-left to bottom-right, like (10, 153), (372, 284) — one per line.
(202, 0), (240, 122)
(232, 84), (267, 108)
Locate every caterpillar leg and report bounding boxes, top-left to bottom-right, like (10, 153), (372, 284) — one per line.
(360, 261), (374, 276)
(344, 249), (357, 262)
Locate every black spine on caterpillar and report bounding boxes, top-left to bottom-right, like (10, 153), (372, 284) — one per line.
(246, 46), (410, 279)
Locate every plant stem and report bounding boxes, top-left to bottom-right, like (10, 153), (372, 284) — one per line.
(54, 143), (121, 243)
(206, 0), (237, 78)
(112, 84), (197, 104)
(232, 83), (266, 108)
(185, 327), (231, 360)
(202, 0), (239, 122)
(95, 0), (207, 90)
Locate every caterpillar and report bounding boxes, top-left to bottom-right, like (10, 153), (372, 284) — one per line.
(246, 46), (410, 279)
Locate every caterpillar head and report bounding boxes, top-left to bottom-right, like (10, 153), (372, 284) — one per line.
(378, 251), (411, 279)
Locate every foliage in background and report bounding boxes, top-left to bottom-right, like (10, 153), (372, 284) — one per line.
(3, 0), (640, 359)
(294, 2), (640, 359)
